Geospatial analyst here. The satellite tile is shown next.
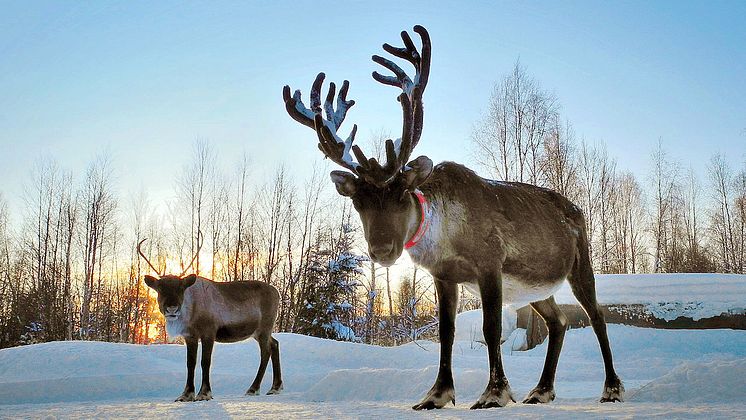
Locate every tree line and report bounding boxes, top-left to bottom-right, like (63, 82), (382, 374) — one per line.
(472, 61), (746, 276)
(0, 143), (438, 349)
(1, 62), (744, 349)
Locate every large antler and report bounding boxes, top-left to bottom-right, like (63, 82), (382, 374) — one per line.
(283, 73), (359, 174)
(282, 25), (431, 187)
(357, 25), (431, 186)
(137, 239), (161, 275)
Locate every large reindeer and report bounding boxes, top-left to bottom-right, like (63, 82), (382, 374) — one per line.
(138, 240), (283, 401)
(283, 25), (623, 409)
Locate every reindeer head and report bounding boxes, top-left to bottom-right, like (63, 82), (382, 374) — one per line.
(283, 26), (433, 266)
(138, 239), (201, 319)
(144, 274), (197, 320)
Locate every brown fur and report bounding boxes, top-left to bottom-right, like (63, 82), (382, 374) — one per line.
(340, 161), (624, 409)
(145, 274), (283, 401)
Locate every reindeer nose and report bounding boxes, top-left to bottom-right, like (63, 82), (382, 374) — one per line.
(369, 242), (394, 259)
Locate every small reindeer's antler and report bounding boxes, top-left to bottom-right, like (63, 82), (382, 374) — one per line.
(137, 238), (161, 275)
(180, 231), (203, 277)
(283, 26), (431, 188)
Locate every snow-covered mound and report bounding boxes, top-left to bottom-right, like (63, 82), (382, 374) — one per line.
(2, 325), (746, 409)
(630, 359), (746, 403)
(554, 273), (746, 321)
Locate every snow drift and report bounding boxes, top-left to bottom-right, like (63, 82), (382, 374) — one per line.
(2, 325), (745, 408)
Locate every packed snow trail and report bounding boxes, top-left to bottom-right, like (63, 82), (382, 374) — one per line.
(2, 324), (746, 418)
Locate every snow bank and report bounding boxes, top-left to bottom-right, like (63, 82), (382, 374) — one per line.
(554, 273), (746, 321)
(3, 325), (746, 407)
(630, 359), (746, 403)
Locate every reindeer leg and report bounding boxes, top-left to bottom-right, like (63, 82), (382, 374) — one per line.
(195, 338), (215, 401)
(246, 334), (271, 396)
(569, 256), (624, 402)
(471, 272), (514, 409)
(267, 336), (283, 394)
(195, 337), (214, 401)
(524, 296), (567, 404)
(176, 337), (198, 402)
(412, 278), (457, 410)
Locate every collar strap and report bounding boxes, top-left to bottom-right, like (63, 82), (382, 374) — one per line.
(404, 189), (431, 249)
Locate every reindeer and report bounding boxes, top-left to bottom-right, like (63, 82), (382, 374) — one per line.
(283, 25), (623, 410)
(138, 240), (283, 401)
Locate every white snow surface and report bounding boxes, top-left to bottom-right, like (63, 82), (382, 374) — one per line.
(554, 273), (746, 321)
(2, 324), (746, 418)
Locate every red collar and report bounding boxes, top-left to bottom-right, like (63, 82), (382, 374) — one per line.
(404, 189), (431, 249)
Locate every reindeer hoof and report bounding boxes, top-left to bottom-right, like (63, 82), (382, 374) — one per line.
(175, 392), (195, 402)
(245, 388), (259, 396)
(470, 380), (514, 409)
(412, 386), (455, 410)
(600, 378), (625, 403)
(267, 385), (283, 395)
(195, 391), (213, 401)
(523, 386), (555, 404)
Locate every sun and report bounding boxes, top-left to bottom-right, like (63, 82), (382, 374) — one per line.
(161, 253), (213, 277)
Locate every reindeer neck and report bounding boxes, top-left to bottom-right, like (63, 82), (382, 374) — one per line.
(404, 191), (450, 266)
(404, 190), (429, 249)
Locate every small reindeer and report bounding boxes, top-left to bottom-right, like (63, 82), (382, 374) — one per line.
(139, 240), (283, 401)
(283, 26), (623, 409)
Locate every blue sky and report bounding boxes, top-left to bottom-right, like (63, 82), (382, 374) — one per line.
(1, 1), (744, 219)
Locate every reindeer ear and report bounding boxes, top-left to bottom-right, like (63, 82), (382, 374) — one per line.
(402, 156), (433, 190)
(330, 170), (357, 197)
(144, 275), (159, 290)
(183, 274), (197, 288)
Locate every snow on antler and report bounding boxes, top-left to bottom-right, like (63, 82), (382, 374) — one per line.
(283, 25), (431, 187)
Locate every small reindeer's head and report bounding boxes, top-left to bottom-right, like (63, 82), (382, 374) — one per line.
(137, 237), (202, 318)
(284, 26), (433, 266)
(144, 274), (197, 320)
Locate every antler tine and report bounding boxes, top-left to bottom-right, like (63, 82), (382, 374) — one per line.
(372, 55), (413, 92)
(333, 80), (354, 129)
(180, 231), (203, 277)
(409, 25), (431, 150)
(324, 81), (337, 125)
(283, 73), (360, 174)
(283, 86), (315, 130)
(137, 239), (161, 276)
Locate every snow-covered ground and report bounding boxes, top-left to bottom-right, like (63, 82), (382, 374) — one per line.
(2, 321), (745, 418)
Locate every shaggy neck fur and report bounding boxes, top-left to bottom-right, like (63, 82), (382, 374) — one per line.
(404, 190), (431, 249)
(165, 286), (194, 341)
(405, 193), (450, 268)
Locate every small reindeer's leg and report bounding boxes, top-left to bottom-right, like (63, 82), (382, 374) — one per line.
(267, 336), (283, 394)
(412, 278), (457, 410)
(471, 272), (514, 409)
(523, 296), (567, 404)
(195, 337), (214, 401)
(176, 337), (198, 402)
(246, 334), (271, 396)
